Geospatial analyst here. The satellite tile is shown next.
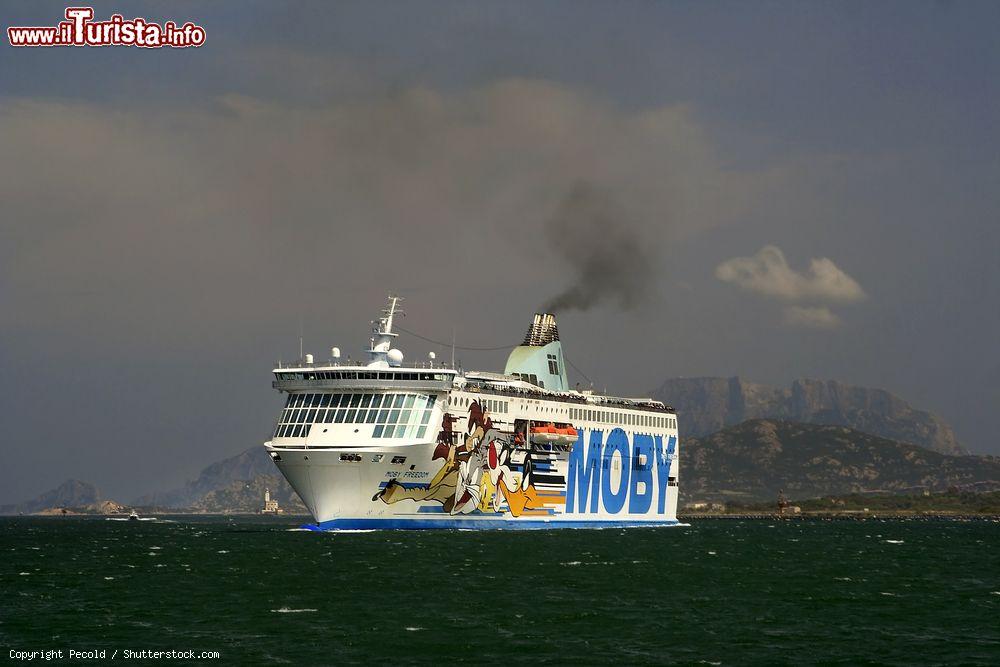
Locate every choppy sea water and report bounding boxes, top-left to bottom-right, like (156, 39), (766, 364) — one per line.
(1, 516), (998, 665)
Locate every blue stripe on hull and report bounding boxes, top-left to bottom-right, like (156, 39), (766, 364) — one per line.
(302, 518), (685, 531)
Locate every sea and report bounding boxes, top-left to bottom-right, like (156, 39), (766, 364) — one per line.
(2, 516), (998, 665)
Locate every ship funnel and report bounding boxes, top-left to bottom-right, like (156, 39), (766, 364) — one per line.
(522, 313), (560, 346)
(504, 313), (569, 391)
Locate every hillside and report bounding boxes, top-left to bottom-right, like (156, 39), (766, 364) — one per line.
(682, 419), (1000, 504)
(652, 376), (964, 455)
(192, 475), (306, 513)
(136, 446), (305, 513)
(0, 479), (102, 515)
(136, 446), (282, 508)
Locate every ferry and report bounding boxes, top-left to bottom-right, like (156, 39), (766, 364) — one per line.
(265, 296), (681, 530)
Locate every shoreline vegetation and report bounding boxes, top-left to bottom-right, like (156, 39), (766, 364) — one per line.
(10, 508), (313, 518)
(8, 491), (1000, 521)
(682, 490), (1000, 519)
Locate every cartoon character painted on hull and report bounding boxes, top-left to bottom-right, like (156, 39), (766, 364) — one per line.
(372, 400), (547, 516)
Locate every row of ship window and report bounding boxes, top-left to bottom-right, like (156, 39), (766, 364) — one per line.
(569, 407), (676, 430)
(274, 393), (436, 439)
(447, 396), (675, 431)
(283, 392), (433, 410)
(277, 423), (432, 440)
(341, 453), (407, 464)
(274, 391), (675, 438)
(450, 396), (508, 413)
(276, 371), (449, 382)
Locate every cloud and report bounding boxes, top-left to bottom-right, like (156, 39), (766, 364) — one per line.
(783, 305), (841, 329)
(715, 245), (865, 303)
(0, 78), (776, 345)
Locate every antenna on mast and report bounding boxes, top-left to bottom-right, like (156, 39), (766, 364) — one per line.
(366, 294), (406, 368)
(381, 294), (404, 334)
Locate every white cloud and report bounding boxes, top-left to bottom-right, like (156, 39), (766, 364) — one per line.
(715, 245), (865, 303)
(783, 305), (841, 329)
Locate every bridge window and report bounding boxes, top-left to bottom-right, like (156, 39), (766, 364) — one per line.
(274, 392), (438, 436)
(369, 394), (437, 439)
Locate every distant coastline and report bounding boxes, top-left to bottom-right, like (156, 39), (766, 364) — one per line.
(682, 490), (1000, 520)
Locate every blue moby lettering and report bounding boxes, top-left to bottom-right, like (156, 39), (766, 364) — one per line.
(566, 429), (677, 515)
(655, 435), (676, 514)
(568, 430), (603, 513)
(629, 434), (654, 514)
(601, 429), (630, 514)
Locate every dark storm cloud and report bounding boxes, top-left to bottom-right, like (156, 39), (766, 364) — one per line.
(542, 183), (656, 313)
(0, 80), (749, 342)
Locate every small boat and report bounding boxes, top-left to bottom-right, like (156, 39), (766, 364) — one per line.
(529, 422), (578, 446)
(106, 511), (156, 522)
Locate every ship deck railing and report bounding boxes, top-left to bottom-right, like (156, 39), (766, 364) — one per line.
(275, 359), (457, 370)
(271, 364), (675, 414)
(461, 381), (674, 414)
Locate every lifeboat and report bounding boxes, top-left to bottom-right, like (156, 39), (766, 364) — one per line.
(529, 422), (578, 446)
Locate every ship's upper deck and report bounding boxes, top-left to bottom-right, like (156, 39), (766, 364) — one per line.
(272, 361), (673, 414)
(271, 295), (674, 415)
(273, 363), (456, 392)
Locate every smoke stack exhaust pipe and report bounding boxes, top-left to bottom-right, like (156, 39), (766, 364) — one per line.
(522, 313), (560, 347)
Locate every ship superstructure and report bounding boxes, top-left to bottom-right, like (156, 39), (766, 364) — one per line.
(265, 296), (680, 530)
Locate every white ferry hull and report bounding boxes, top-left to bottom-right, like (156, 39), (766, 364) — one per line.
(267, 426), (681, 530)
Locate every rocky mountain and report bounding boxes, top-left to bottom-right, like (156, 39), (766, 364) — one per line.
(136, 446), (281, 508)
(193, 475), (306, 513)
(652, 376), (965, 455)
(136, 446), (304, 513)
(1, 449), (304, 515)
(682, 419), (1000, 504)
(0, 479), (102, 515)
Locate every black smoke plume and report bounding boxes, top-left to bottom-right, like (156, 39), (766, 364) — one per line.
(542, 182), (655, 313)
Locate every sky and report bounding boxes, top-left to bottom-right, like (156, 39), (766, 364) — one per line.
(1, 1), (998, 503)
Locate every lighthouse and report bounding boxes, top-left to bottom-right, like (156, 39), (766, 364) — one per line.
(262, 488), (282, 514)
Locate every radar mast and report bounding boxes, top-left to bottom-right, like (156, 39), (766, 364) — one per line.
(367, 295), (405, 367)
